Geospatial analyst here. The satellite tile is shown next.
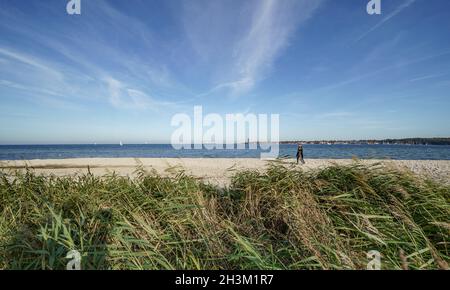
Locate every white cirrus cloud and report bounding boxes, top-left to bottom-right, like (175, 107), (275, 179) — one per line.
(0, 47), (64, 80)
(355, 0), (417, 43)
(184, 0), (323, 97)
(229, 0), (322, 95)
(104, 77), (178, 111)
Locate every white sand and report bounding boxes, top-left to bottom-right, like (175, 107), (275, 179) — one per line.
(1, 158), (449, 186)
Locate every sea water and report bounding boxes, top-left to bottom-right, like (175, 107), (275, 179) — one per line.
(0, 144), (449, 160)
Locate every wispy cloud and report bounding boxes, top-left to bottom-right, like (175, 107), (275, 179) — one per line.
(0, 45), (103, 106)
(317, 50), (450, 92)
(231, 0), (323, 95)
(105, 77), (156, 110)
(409, 73), (446, 82)
(228, 0), (301, 95)
(104, 77), (179, 111)
(0, 79), (84, 110)
(0, 1), (190, 111)
(185, 0), (323, 97)
(355, 0), (417, 43)
(316, 111), (354, 120)
(0, 47), (63, 80)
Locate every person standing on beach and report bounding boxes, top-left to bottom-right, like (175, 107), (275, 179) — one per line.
(296, 144), (305, 164)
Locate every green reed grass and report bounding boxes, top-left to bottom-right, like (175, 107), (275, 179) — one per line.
(0, 162), (448, 270)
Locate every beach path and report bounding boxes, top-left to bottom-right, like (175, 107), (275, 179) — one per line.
(1, 158), (449, 186)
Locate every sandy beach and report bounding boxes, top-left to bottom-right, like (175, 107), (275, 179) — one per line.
(1, 158), (449, 186)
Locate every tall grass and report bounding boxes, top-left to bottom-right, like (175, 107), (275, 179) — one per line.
(0, 162), (448, 270)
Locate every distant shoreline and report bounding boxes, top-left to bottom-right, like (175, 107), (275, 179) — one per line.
(2, 140), (450, 146)
(281, 137), (450, 146)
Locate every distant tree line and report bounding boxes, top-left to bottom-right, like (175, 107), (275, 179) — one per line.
(280, 138), (450, 145)
(382, 138), (450, 145)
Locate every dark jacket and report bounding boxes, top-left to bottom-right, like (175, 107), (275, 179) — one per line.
(296, 146), (303, 158)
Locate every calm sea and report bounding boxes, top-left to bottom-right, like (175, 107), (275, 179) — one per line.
(0, 144), (449, 160)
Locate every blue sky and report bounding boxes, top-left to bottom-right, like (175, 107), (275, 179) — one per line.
(0, 0), (449, 144)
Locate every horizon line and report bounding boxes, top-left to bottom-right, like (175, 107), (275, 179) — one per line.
(1, 137), (449, 146)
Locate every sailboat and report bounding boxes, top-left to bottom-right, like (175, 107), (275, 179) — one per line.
(119, 141), (123, 147)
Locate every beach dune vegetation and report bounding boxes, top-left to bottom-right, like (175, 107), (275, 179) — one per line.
(0, 162), (448, 270)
